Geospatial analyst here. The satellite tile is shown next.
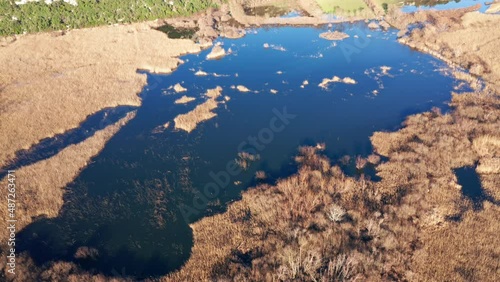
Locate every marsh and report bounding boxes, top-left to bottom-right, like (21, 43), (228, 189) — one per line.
(16, 22), (468, 278)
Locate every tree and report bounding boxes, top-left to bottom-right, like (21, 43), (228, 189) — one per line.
(382, 3), (389, 14)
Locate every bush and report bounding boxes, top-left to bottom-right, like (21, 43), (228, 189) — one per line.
(382, 3), (388, 14)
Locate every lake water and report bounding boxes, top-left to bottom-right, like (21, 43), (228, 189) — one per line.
(402, 0), (490, 13)
(17, 23), (466, 278)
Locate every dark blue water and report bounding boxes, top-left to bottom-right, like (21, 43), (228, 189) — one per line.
(455, 165), (499, 211)
(17, 23), (465, 278)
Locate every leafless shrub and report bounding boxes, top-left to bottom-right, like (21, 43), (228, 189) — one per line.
(326, 254), (354, 281)
(367, 154), (381, 165)
(327, 204), (346, 222)
(255, 170), (266, 179)
(355, 156), (368, 170)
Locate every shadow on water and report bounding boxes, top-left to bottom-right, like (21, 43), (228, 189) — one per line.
(0, 106), (136, 180)
(454, 165), (498, 211)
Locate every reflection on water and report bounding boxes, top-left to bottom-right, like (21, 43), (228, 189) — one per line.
(243, 5), (309, 17)
(18, 23), (465, 278)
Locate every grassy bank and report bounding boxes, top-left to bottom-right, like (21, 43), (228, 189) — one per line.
(0, 0), (218, 36)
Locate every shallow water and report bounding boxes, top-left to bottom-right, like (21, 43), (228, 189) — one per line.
(18, 23), (467, 278)
(402, 0), (489, 13)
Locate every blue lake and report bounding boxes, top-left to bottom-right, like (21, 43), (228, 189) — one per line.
(17, 23), (467, 278)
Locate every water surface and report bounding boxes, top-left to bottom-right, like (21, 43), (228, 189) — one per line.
(18, 23), (466, 278)
(402, 0), (489, 13)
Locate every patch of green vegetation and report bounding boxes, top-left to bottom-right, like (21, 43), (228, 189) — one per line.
(382, 2), (389, 13)
(243, 5), (290, 17)
(0, 0), (217, 37)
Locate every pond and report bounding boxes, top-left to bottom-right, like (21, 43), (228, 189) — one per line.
(402, 0), (490, 13)
(17, 22), (467, 278)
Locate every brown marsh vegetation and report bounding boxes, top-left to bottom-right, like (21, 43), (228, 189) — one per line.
(1, 2), (499, 281)
(174, 95), (197, 104)
(319, 31), (350, 41)
(166, 88), (499, 281)
(318, 76), (357, 89)
(0, 112), (136, 276)
(173, 87), (223, 132)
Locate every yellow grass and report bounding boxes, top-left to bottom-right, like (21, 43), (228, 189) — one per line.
(173, 87), (222, 133)
(473, 135), (500, 157)
(0, 21), (202, 167)
(412, 206), (500, 281)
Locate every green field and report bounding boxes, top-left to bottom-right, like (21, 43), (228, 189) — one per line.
(316, 0), (403, 14)
(0, 0), (217, 37)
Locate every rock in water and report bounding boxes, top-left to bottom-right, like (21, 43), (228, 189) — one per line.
(206, 45), (226, 60)
(173, 83), (187, 93)
(368, 22), (380, 29)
